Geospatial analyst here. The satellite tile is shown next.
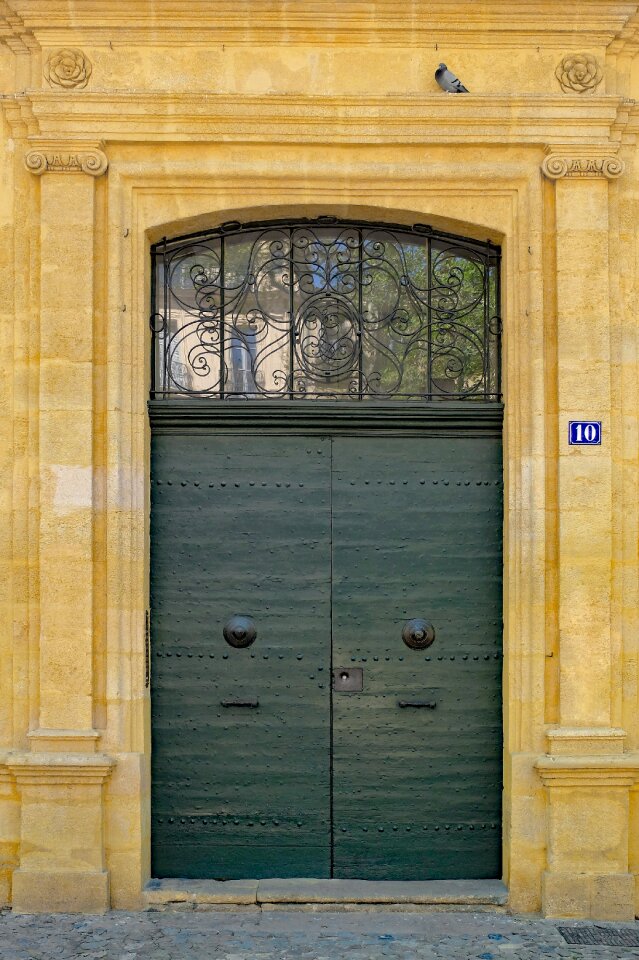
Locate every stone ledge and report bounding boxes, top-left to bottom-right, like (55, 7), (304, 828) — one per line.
(27, 728), (101, 753)
(144, 878), (507, 910)
(6, 752), (115, 786)
(536, 754), (639, 788)
(546, 727), (627, 756)
(259, 902), (504, 913)
(257, 879), (507, 905)
(145, 879), (258, 905)
(0, 91), (628, 145)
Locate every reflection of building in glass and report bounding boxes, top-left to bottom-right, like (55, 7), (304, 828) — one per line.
(155, 225), (500, 400)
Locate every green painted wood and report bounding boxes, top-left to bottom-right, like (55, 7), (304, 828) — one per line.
(149, 400), (503, 437)
(150, 409), (502, 881)
(150, 435), (332, 878)
(331, 436), (503, 880)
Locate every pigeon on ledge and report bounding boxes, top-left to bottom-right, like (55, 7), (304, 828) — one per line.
(435, 63), (469, 93)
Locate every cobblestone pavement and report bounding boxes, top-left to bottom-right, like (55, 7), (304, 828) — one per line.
(2, 909), (639, 960)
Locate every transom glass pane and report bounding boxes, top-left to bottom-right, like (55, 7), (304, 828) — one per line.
(151, 219), (501, 400)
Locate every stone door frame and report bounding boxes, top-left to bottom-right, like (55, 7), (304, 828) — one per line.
(2, 92), (639, 917)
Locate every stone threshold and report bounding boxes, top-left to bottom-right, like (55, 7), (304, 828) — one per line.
(144, 878), (508, 912)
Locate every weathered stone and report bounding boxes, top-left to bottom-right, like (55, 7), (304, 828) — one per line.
(0, 0), (639, 922)
(256, 880), (508, 906)
(144, 879), (258, 906)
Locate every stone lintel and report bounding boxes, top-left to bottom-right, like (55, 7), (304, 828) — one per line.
(24, 139), (108, 176)
(1, 91), (629, 145)
(542, 144), (625, 179)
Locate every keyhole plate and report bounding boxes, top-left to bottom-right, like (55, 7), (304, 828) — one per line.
(332, 667), (364, 692)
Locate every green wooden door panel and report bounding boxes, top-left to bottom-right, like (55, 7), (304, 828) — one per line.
(150, 413), (503, 881)
(151, 435), (332, 878)
(331, 436), (503, 880)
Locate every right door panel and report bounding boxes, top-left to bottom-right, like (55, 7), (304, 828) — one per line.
(331, 434), (503, 880)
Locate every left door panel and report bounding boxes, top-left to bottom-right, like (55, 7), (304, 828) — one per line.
(151, 434), (332, 878)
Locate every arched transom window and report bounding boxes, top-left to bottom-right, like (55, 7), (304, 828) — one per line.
(151, 218), (501, 401)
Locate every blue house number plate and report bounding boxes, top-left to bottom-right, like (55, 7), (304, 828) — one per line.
(569, 421), (602, 445)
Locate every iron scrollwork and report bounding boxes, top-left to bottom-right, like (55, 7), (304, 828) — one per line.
(151, 218), (501, 401)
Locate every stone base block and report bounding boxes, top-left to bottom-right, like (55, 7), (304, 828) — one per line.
(592, 873), (636, 921)
(12, 868), (110, 914)
(542, 871), (635, 921)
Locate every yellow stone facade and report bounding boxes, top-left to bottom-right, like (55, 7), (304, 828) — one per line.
(1, 0), (639, 919)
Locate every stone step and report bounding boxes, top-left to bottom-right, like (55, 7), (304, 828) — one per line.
(144, 878), (508, 912)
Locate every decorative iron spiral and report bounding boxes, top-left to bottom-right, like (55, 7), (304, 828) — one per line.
(151, 220), (501, 401)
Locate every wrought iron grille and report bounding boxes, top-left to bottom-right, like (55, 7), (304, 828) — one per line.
(151, 218), (501, 400)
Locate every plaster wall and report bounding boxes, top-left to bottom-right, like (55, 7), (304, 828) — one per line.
(0, 0), (638, 920)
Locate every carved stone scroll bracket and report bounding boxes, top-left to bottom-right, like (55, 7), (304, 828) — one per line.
(542, 148), (625, 181)
(25, 144), (108, 177)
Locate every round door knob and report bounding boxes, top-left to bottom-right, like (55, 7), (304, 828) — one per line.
(402, 618), (435, 650)
(223, 615), (257, 649)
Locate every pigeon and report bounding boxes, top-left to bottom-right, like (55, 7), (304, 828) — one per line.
(435, 63), (469, 93)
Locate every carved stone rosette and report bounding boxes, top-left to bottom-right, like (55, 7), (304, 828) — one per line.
(44, 48), (92, 90)
(25, 148), (108, 177)
(555, 54), (603, 94)
(541, 154), (624, 181)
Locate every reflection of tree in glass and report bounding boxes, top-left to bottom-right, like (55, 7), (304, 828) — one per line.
(359, 234), (492, 397)
(157, 223), (499, 399)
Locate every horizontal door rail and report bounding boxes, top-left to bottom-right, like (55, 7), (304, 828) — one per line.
(149, 400), (504, 436)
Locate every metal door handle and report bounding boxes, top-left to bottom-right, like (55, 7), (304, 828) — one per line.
(402, 619), (436, 650)
(223, 615), (257, 648)
(221, 699), (259, 708)
(398, 700), (436, 709)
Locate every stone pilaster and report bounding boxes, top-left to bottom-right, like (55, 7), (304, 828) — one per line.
(539, 146), (639, 919)
(27, 139), (107, 745)
(9, 140), (115, 914)
(542, 145), (623, 741)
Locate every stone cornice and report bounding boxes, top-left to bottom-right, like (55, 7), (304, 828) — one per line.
(3, 1), (638, 47)
(27, 728), (101, 752)
(24, 139), (108, 176)
(0, 0), (37, 54)
(0, 92), (631, 146)
(536, 755), (639, 788)
(7, 752), (115, 785)
(0, 750), (13, 786)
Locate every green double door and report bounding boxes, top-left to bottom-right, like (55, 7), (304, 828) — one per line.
(150, 408), (503, 880)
